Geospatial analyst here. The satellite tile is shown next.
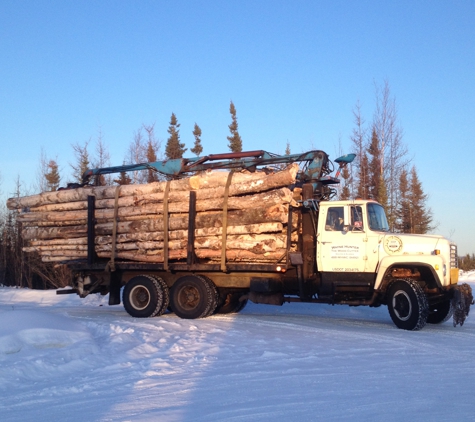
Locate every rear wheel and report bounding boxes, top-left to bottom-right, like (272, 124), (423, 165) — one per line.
(170, 275), (216, 319)
(198, 276), (219, 317)
(123, 275), (166, 318)
(427, 300), (453, 324)
(387, 279), (429, 330)
(148, 275), (170, 317)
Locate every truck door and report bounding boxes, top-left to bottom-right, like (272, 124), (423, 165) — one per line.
(317, 205), (369, 273)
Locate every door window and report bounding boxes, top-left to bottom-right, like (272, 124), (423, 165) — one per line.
(351, 206), (364, 230)
(325, 207), (344, 231)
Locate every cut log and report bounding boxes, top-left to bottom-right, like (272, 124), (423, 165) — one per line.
(23, 245), (88, 253)
(95, 222), (284, 244)
(26, 164), (299, 213)
(21, 204), (289, 241)
(7, 164), (298, 209)
(95, 248), (287, 263)
(28, 223), (284, 247)
(14, 165), (301, 267)
(30, 237), (88, 246)
(16, 188), (294, 224)
(23, 225), (88, 240)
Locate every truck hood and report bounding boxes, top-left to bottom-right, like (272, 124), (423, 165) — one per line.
(380, 233), (448, 257)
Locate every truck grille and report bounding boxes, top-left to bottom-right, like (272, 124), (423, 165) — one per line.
(450, 244), (458, 268)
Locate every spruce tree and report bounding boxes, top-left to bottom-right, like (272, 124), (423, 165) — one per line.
(227, 101), (242, 152)
(114, 170), (132, 186)
(71, 141), (90, 184)
(45, 160), (60, 191)
(165, 113), (187, 159)
(395, 168), (411, 232)
(459, 254), (475, 271)
(146, 139), (158, 183)
(357, 153), (369, 199)
(191, 123), (203, 156)
(409, 166), (433, 234)
(285, 141), (291, 155)
(339, 165), (352, 200)
(367, 128), (384, 204)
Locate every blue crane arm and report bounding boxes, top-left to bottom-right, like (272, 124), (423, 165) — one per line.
(82, 150), (355, 185)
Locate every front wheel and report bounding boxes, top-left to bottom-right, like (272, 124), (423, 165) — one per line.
(387, 279), (429, 331)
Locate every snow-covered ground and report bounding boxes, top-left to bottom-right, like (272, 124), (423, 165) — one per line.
(1, 274), (474, 422)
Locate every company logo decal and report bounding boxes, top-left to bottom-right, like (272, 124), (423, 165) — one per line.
(384, 236), (403, 254)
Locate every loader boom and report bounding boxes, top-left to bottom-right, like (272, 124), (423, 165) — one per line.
(82, 150), (356, 188)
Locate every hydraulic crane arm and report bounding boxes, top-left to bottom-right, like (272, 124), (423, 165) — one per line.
(82, 149), (355, 186)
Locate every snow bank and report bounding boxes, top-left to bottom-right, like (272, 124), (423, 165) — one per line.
(0, 309), (91, 355)
(0, 282), (474, 422)
(459, 270), (475, 282)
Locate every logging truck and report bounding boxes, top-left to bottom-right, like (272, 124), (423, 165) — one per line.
(8, 150), (473, 330)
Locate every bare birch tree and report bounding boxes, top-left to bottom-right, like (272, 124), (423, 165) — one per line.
(143, 123), (162, 183)
(36, 148), (49, 193)
(92, 127), (111, 186)
(350, 100), (368, 199)
(127, 127), (148, 184)
(373, 80), (408, 230)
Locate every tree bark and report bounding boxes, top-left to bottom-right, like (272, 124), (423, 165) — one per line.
(15, 165), (300, 265)
(28, 223), (284, 247)
(8, 164), (298, 209)
(16, 188), (294, 224)
(21, 204), (289, 240)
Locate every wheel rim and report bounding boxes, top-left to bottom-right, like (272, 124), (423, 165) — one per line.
(177, 286), (201, 310)
(392, 289), (412, 321)
(129, 286), (151, 311)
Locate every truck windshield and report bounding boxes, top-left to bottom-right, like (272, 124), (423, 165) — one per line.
(367, 203), (389, 232)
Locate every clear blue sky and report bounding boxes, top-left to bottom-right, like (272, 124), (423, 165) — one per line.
(1, 1), (474, 254)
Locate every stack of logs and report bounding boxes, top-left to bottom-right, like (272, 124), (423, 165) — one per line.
(7, 164), (301, 264)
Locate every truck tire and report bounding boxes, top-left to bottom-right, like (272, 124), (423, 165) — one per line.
(427, 300), (453, 324)
(123, 275), (166, 318)
(215, 292), (248, 314)
(170, 275), (216, 319)
(148, 275), (170, 317)
(387, 279), (429, 331)
(197, 275), (219, 317)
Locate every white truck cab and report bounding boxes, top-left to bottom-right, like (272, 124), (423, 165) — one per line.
(315, 199), (464, 330)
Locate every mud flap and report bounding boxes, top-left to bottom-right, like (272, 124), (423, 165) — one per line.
(108, 271), (122, 306)
(451, 283), (474, 327)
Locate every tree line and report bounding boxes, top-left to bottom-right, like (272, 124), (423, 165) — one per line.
(34, 101), (243, 192)
(0, 101), (244, 288)
(0, 89), (467, 289)
(459, 254), (475, 272)
(338, 81), (433, 235)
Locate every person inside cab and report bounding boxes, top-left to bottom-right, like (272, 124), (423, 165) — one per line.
(325, 207), (344, 231)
